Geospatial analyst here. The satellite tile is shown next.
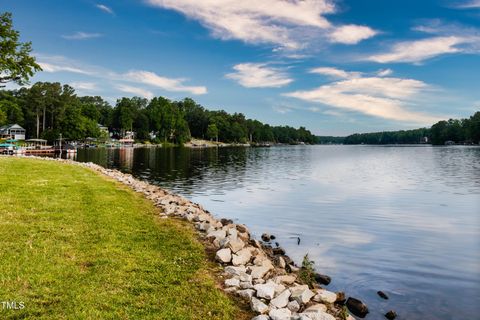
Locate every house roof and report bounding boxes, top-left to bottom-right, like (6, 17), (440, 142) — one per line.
(0, 124), (25, 133)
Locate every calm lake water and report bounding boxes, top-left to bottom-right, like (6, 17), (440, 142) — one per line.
(75, 145), (480, 320)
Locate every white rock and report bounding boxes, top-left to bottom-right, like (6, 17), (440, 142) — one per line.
(287, 300), (300, 312)
(304, 303), (327, 313)
(239, 272), (253, 282)
(254, 282), (276, 300)
(253, 254), (268, 266)
(238, 289), (255, 301)
(290, 265), (300, 272)
(272, 282), (286, 296)
(225, 278), (240, 287)
(240, 281), (254, 289)
(273, 275), (296, 285)
(196, 222), (209, 231)
(251, 315), (270, 320)
(260, 259), (274, 270)
(232, 248), (252, 266)
(250, 266), (271, 279)
(270, 289), (291, 308)
(278, 256), (286, 268)
(297, 311), (335, 320)
(207, 229), (226, 241)
(228, 238), (245, 253)
(269, 308), (292, 320)
(251, 297), (269, 314)
(313, 289), (337, 304)
(206, 226), (216, 234)
(290, 285), (315, 304)
(227, 227), (238, 239)
(215, 248), (232, 263)
(224, 265), (246, 276)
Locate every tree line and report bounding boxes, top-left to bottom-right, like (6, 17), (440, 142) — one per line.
(340, 111), (480, 145)
(0, 82), (318, 144)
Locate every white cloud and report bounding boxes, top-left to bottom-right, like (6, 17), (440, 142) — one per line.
(116, 84), (154, 99)
(366, 36), (476, 63)
(62, 32), (103, 40)
(96, 4), (114, 14)
(310, 67), (361, 79)
(454, 0), (480, 8)
(124, 70), (207, 95)
(272, 105), (293, 114)
(376, 68), (393, 77)
(36, 55), (207, 95)
(226, 63), (293, 88)
(146, 0), (376, 50)
(284, 73), (441, 124)
(70, 82), (98, 91)
(37, 55), (99, 74)
(328, 24), (377, 44)
(39, 62), (93, 75)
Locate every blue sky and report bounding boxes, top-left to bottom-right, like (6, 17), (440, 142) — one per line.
(3, 0), (480, 135)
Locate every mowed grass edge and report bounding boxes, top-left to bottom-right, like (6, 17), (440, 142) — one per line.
(0, 157), (250, 320)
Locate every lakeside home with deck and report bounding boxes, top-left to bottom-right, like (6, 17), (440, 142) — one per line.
(0, 124), (26, 140)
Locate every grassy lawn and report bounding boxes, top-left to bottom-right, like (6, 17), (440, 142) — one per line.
(0, 157), (248, 319)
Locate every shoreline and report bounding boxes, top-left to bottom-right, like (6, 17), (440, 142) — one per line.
(11, 155), (357, 320)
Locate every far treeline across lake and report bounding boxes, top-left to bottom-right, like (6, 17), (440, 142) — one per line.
(0, 83), (317, 145)
(318, 111), (480, 145)
(1, 83), (479, 146)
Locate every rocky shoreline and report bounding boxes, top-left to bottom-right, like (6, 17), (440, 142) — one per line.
(16, 156), (362, 320)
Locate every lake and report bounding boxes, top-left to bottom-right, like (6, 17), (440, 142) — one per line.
(75, 145), (480, 320)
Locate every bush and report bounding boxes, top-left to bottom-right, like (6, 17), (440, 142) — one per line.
(299, 254), (316, 288)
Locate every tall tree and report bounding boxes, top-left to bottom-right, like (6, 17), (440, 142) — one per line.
(0, 12), (41, 87)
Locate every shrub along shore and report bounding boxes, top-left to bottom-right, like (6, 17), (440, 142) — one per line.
(0, 156), (359, 320)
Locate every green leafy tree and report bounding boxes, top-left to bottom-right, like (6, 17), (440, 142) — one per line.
(0, 98), (23, 124)
(0, 12), (42, 87)
(206, 123), (218, 141)
(79, 96), (112, 126)
(0, 108), (6, 125)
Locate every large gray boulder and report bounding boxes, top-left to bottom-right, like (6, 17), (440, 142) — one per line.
(287, 300), (300, 312)
(290, 285), (315, 304)
(225, 278), (240, 287)
(254, 282), (276, 300)
(224, 265), (246, 276)
(232, 248), (252, 266)
(207, 229), (226, 241)
(269, 308), (292, 320)
(304, 303), (327, 313)
(250, 266), (271, 279)
(251, 297), (269, 314)
(238, 289), (255, 301)
(313, 289), (337, 304)
(297, 311), (336, 320)
(228, 238), (245, 253)
(270, 289), (291, 308)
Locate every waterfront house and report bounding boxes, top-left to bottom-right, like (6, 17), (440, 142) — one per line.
(0, 124), (26, 140)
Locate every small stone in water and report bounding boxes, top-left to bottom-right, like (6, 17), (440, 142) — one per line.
(346, 297), (369, 318)
(385, 310), (397, 320)
(377, 291), (389, 299)
(314, 273), (331, 285)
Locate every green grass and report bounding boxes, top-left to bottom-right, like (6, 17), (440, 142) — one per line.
(0, 157), (249, 319)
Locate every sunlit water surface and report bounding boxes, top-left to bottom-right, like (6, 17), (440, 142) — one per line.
(76, 145), (480, 320)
